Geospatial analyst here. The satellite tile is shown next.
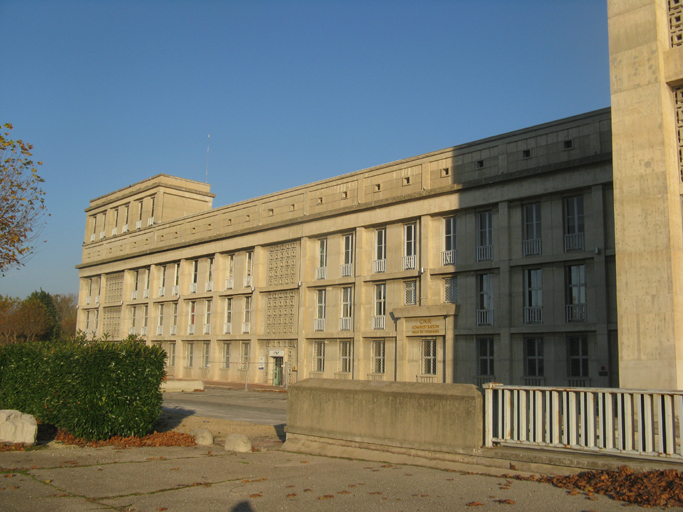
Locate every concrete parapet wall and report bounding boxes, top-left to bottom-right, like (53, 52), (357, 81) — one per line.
(284, 379), (483, 455)
(161, 380), (205, 392)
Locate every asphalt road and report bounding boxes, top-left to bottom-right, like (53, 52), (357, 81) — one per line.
(162, 387), (288, 425)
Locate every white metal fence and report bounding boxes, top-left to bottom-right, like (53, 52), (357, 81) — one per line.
(484, 383), (683, 460)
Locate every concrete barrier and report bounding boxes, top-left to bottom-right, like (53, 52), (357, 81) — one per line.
(161, 380), (205, 392)
(283, 379), (482, 457)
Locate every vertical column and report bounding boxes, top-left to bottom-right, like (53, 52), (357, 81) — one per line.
(591, 184), (611, 386)
(497, 201), (512, 384)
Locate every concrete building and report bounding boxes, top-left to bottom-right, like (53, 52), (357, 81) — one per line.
(76, 108), (618, 388)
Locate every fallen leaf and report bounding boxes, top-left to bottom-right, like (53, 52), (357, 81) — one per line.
(466, 502), (485, 506)
(157, 509), (168, 511)
(338, 490), (350, 494)
(249, 493), (262, 498)
(300, 461), (309, 464)
(304, 488), (312, 492)
(285, 485), (295, 488)
(286, 493), (296, 498)
(369, 491), (382, 495)
(495, 499), (515, 504)
(170, 468), (179, 471)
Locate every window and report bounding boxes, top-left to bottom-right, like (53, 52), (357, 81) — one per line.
(315, 289), (326, 331)
(404, 280), (417, 305)
(444, 277), (457, 303)
(566, 264), (586, 322)
(443, 217), (456, 265)
(374, 228), (386, 273)
(317, 239), (327, 279)
(159, 265), (167, 296)
(568, 335), (588, 378)
(477, 211), (493, 261)
(478, 338), (494, 376)
(339, 340), (352, 373)
(403, 223), (417, 270)
(112, 208), (119, 236)
(222, 342), (231, 368)
(157, 304), (164, 335)
(524, 269), (543, 324)
(87, 278), (93, 303)
(143, 268), (150, 298)
(86, 310), (91, 331)
(206, 257), (214, 291)
(226, 254), (235, 289)
(523, 203), (542, 256)
(185, 342), (194, 367)
(564, 195), (585, 251)
(204, 300), (212, 334)
(313, 341), (325, 372)
(130, 306), (137, 329)
(123, 204), (130, 232)
(477, 274), (494, 326)
(241, 342), (250, 367)
(342, 234), (353, 276)
(149, 196), (156, 224)
(188, 301), (196, 335)
(132, 270), (139, 299)
(173, 263), (180, 295)
(224, 298), (233, 334)
(172, 303), (178, 326)
(138, 200), (143, 221)
(202, 342), (210, 368)
(168, 342), (176, 366)
(522, 149), (531, 159)
(373, 283), (386, 329)
(100, 212), (107, 239)
(245, 251), (253, 287)
(340, 287), (352, 331)
(191, 260), (198, 292)
(371, 339), (385, 374)
(243, 296), (252, 333)
(525, 337), (544, 377)
(421, 339), (437, 375)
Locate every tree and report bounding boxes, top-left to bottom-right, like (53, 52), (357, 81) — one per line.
(0, 295), (52, 344)
(54, 293), (78, 339)
(0, 123), (47, 275)
(27, 289), (59, 340)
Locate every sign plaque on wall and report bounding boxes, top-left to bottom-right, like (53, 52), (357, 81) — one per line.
(406, 317), (445, 336)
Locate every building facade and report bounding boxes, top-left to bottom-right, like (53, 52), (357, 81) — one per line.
(77, 109), (618, 388)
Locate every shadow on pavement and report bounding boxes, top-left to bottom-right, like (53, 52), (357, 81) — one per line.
(274, 424), (286, 442)
(231, 501), (255, 512)
(156, 407), (196, 432)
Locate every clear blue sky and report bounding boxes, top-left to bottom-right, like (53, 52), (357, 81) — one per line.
(0, 0), (610, 299)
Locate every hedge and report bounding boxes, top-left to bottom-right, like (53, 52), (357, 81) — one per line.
(0, 340), (166, 440)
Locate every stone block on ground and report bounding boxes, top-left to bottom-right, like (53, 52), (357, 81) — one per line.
(225, 433), (252, 453)
(192, 428), (214, 446)
(0, 410), (38, 445)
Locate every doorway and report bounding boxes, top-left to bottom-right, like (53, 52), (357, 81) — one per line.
(273, 356), (284, 386)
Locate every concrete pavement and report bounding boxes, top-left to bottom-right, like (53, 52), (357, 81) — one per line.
(0, 443), (650, 512)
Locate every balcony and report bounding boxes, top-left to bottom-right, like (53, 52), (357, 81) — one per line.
(203, 324), (211, 335)
(524, 377), (545, 386)
(147, 217), (155, 226)
(566, 303), (587, 322)
(340, 263), (352, 277)
(190, 283), (197, 294)
(111, 227), (117, 236)
(122, 223), (129, 233)
(372, 315), (385, 330)
(205, 281), (213, 292)
(225, 277), (234, 290)
(314, 318), (325, 332)
(441, 249), (456, 266)
(172, 285), (179, 296)
(140, 326), (147, 336)
(156, 325), (163, 336)
(367, 373), (385, 381)
(158, 286), (165, 297)
(373, 259), (386, 274)
(128, 327), (135, 335)
(95, 295), (100, 304)
(476, 376), (494, 386)
(242, 322), (251, 334)
(524, 306), (543, 324)
(135, 220), (142, 230)
(477, 245), (492, 262)
(523, 238), (542, 256)
(568, 378), (590, 387)
(564, 232), (584, 252)
(244, 275), (252, 288)
(89, 234), (96, 243)
(170, 325), (177, 335)
(339, 317), (351, 331)
(402, 255), (416, 270)
(316, 267), (327, 280)
(131, 290), (138, 300)
(85, 296), (91, 305)
(188, 324), (195, 335)
(477, 309), (494, 326)
(143, 289), (149, 299)
(99, 231), (106, 240)
(224, 323), (232, 334)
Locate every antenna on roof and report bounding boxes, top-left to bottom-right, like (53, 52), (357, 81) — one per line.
(206, 134), (210, 183)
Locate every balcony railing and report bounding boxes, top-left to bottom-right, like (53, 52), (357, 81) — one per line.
(85, 296), (91, 305)
(477, 245), (493, 262)
(187, 324), (195, 335)
(205, 281), (213, 292)
(143, 289), (149, 299)
(244, 275), (252, 288)
(566, 303), (587, 322)
(122, 223), (129, 233)
(190, 283), (197, 293)
(172, 285), (179, 296)
(316, 267), (327, 280)
(339, 317), (351, 331)
(158, 287), (165, 297)
(524, 306), (543, 324)
(224, 323), (232, 335)
(477, 309), (494, 326)
(156, 325), (163, 336)
(441, 249), (456, 266)
(340, 263), (352, 277)
(128, 327), (135, 335)
(99, 231), (106, 240)
(95, 295), (100, 304)
(314, 318), (325, 332)
(131, 290), (137, 300)
(135, 220), (142, 230)
(170, 325), (177, 335)
(89, 234), (96, 243)
(225, 277), (234, 290)
(523, 238), (542, 256)
(147, 217), (155, 226)
(402, 255), (416, 270)
(242, 322), (251, 334)
(564, 232), (585, 252)
(524, 377), (545, 386)
(203, 323), (211, 335)
(140, 326), (147, 336)
(111, 227), (117, 236)
(373, 259), (386, 273)
(373, 315), (385, 330)
(367, 373), (385, 381)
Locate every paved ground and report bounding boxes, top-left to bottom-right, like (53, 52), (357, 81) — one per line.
(0, 444), (645, 512)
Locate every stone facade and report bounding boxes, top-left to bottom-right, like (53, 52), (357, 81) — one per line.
(77, 109), (618, 388)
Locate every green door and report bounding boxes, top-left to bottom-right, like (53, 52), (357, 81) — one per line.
(273, 357), (283, 386)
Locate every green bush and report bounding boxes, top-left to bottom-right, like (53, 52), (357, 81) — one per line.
(0, 340), (166, 440)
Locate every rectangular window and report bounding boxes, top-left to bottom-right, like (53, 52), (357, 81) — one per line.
(374, 283), (386, 330)
(208, 257), (214, 282)
(123, 204), (130, 226)
(133, 270), (139, 292)
(444, 277), (457, 303)
(168, 342), (176, 366)
(564, 195), (585, 251)
(317, 239), (327, 279)
(403, 223), (417, 270)
(525, 337), (544, 377)
(341, 287), (352, 319)
(477, 211), (493, 261)
(130, 305), (137, 328)
(244, 296), (252, 323)
(204, 299), (212, 333)
(202, 342), (210, 368)
(374, 228), (386, 273)
(568, 335), (588, 377)
(241, 342), (250, 366)
(185, 342), (194, 367)
(523, 203), (542, 256)
(174, 263), (180, 286)
(566, 264), (586, 322)
(192, 260), (199, 284)
(314, 341), (325, 372)
(137, 200), (144, 222)
(372, 339), (385, 374)
(404, 280), (417, 305)
(223, 342), (231, 368)
(225, 298), (233, 326)
(245, 251), (253, 287)
(86, 310), (91, 331)
(443, 217), (456, 265)
(315, 289), (326, 331)
(339, 340), (352, 373)
(158, 303), (164, 326)
(150, 196), (156, 219)
(341, 234), (353, 276)
(189, 301), (196, 325)
(477, 274), (494, 325)
(524, 269), (543, 324)
(144, 268), (150, 296)
(478, 338), (494, 376)
(160, 265), (167, 288)
(172, 303), (178, 326)
(421, 339), (437, 375)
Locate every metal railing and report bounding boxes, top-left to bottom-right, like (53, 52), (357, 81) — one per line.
(373, 315), (385, 330)
(99, 231), (106, 240)
(316, 267), (327, 280)
(170, 325), (177, 335)
(143, 288), (149, 299)
(314, 318), (325, 332)
(242, 322), (251, 334)
(367, 373), (385, 381)
(128, 327), (135, 335)
(340, 263), (352, 277)
(172, 285), (179, 296)
(89, 234), (96, 243)
(190, 283), (197, 293)
(244, 275), (252, 287)
(147, 217), (155, 226)
(441, 249), (456, 266)
(564, 232), (584, 252)
(95, 295), (100, 304)
(373, 259), (386, 273)
(224, 323), (232, 334)
(339, 317), (351, 331)
(156, 325), (163, 336)
(403, 255), (416, 270)
(477, 245), (492, 262)
(484, 383), (683, 461)
(477, 309), (493, 326)
(566, 303), (587, 322)
(122, 223), (129, 233)
(524, 306), (543, 324)
(523, 238), (542, 256)
(158, 286), (165, 297)
(111, 227), (117, 236)
(203, 323), (211, 335)
(187, 324), (195, 335)
(140, 326), (147, 336)
(225, 277), (234, 289)
(131, 290), (137, 300)
(205, 281), (213, 292)
(416, 375), (436, 383)
(135, 220), (142, 230)
(86, 296), (91, 305)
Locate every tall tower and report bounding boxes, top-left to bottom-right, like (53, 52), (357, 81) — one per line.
(609, 0), (683, 388)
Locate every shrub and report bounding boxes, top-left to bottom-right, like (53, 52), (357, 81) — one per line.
(0, 340), (166, 440)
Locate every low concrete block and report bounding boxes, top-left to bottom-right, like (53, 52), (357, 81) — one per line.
(192, 428), (214, 446)
(0, 410), (38, 445)
(161, 380), (205, 392)
(225, 433), (252, 453)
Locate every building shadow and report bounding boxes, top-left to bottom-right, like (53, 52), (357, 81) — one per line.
(231, 501), (255, 512)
